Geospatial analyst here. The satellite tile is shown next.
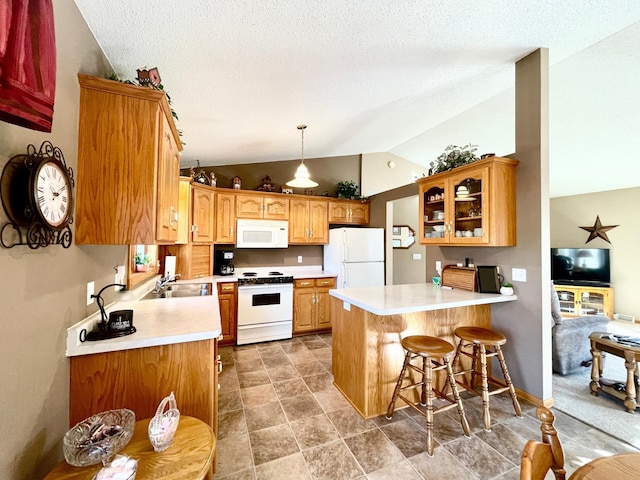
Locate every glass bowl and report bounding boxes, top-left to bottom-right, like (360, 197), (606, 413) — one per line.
(63, 409), (135, 467)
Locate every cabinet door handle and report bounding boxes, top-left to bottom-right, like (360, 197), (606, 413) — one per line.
(230, 227), (234, 236)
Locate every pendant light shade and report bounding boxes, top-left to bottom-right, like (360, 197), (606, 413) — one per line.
(286, 125), (318, 188)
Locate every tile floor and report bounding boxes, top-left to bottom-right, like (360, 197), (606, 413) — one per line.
(214, 333), (639, 480)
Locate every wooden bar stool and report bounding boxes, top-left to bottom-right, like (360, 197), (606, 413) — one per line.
(450, 326), (522, 431)
(386, 335), (471, 456)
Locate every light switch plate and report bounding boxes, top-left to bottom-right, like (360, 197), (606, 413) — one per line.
(86, 281), (95, 306)
(413, 253), (422, 260)
(512, 268), (527, 282)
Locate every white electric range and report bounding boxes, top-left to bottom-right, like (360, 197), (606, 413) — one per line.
(234, 267), (294, 345)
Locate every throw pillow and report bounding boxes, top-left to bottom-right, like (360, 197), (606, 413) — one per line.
(550, 282), (563, 326)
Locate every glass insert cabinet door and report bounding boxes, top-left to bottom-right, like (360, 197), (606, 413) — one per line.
(420, 170), (486, 243)
(451, 176), (484, 241)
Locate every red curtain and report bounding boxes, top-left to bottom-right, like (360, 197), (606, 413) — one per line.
(0, 0), (56, 132)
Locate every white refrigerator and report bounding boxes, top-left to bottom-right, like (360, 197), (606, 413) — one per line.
(324, 227), (385, 288)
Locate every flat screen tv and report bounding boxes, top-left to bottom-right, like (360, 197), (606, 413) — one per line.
(551, 248), (610, 287)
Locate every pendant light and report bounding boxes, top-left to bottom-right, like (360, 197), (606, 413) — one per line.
(286, 124), (318, 188)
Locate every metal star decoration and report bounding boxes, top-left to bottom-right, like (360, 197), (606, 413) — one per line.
(579, 215), (618, 244)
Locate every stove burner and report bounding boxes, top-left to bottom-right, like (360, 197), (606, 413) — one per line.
(243, 272), (257, 277)
(269, 271), (283, 276)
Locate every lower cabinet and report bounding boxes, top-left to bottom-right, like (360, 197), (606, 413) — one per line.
(293, 277), (337, 334)
(217, 282), (238, 346)
(69, 339), (218, 435)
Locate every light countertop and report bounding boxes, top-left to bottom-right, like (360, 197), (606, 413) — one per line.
(66, 277), (221, 357)
(329, 283), (517, 316)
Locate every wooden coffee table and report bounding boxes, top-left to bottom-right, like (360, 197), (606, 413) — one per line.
(589, 332), (640, 413)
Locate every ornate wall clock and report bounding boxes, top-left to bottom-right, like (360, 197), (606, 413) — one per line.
(0, 141), (75, 249)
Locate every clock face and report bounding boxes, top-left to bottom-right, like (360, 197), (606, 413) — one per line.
(33, 160), (72, 228)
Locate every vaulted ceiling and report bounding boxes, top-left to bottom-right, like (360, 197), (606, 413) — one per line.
(73, 2), (640, 197)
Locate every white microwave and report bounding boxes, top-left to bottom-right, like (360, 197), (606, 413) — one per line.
(236, 219), (289, 249)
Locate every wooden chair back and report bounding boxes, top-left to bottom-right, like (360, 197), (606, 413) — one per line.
(520, 407), (566, 480)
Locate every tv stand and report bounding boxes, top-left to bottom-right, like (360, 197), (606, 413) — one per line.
(553, 285), (613, 319)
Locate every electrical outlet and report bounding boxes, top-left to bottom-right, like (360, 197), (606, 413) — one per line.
(512, 268), (527, 282)
(86, 281), (95, 306)
(298, 256), (302, 263)
(412, 253), (422, 260)
(114, 265), (125, 289)
(435, 261), (442, 272)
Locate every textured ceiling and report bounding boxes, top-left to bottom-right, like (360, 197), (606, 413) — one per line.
(73, 1), (640, 197)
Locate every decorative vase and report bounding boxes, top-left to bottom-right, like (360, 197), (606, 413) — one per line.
(135, 264), (147, 272)
(500, 286), (514, 296)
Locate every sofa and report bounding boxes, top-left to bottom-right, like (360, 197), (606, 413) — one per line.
(551, 283), (610, 375)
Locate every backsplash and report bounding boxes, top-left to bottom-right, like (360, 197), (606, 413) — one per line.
(217, 244), (323, 268)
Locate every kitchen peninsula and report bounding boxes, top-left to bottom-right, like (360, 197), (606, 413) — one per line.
(329, 284), (517, 418)
(65, 278), (222, 437)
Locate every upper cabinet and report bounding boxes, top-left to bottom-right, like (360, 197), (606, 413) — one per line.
(191, 184), (215, 243)
(215, 192), (236, 244)
(75, 75), (182, 245)
(236, 192), (289, 220)
(417, 156), (519, 247)
(289, 198), (329, 244)
(328, 199), (369, 225)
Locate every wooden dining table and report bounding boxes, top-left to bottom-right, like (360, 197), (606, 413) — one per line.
(569, 452), (640, 479)
(45, 415), (215, 480)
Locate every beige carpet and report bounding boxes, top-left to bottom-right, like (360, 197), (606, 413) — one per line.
(552, 322), (640, 450)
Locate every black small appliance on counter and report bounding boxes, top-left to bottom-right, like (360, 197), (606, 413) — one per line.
(215, 249), (235, 275)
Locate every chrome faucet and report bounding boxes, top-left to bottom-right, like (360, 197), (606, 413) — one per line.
(155, 273), (182, 292)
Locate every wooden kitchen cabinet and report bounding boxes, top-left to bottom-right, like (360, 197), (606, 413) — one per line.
(69, 339), (218, 437)
(75, 74), (182, 245)
(417, 156), (519, 247)
(161, 179), (214, 280)
(293, 277), (336, 333)
(328, 199), (370, 225)
(217, 282), (237, 346)
(215, 192), (237, 244)
(289, 198), (329, 244)
(191, 184), (216, 243)
(553, 285), (614, 319)
(236, 192), (289, 220)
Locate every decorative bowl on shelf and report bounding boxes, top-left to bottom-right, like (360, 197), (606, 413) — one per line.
(432, 225), (445, 232)
(63, 409), (135, 467)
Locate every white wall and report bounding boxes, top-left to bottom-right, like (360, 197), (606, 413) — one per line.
(551, 187), (640, 320)
(361, 152), (427, 197)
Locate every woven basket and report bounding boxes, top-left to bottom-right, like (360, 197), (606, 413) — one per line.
(148, 392), (180, 452)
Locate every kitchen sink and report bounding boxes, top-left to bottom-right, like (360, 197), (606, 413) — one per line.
(141, 282), (213, 300)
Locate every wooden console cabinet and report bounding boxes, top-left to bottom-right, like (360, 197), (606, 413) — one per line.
(293, 277), (336, 333)
(553, 285), (614, 319)
(417, 156), (518, 246)
(75, 74), (182, 245)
